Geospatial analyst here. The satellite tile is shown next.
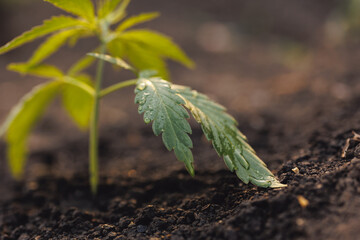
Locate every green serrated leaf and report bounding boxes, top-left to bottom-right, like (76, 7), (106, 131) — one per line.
(8, 63), (64, 79)
(108, 40), (169, 79)
(62, 76), (94, 129)
(68, 54), (96, 76)
(117, 30), (194, 68)
(174, 85), (286, 188)
(44, 0), (95, 22)
(127, 43), (169, 79)
(98, 0), (123, 18)
(0, 16), (83, 55)
(27, 29), (79, 67)
(67, 29), (93, 47)
(0, 81), (61, 178)
(116, 12), (160, 32)
(107, 38), (126, 57)
(62, 75), (95, 96)
(135, 78), (194, 175)
(102, 0), (130, 24)
(88, 53), (134, 71)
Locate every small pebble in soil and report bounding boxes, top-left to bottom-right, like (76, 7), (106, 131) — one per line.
(137, 225), (147, 233)
(297, 195), (309, 208)
(342, 138), (351, 158)
(296, 218), (306, 227)
(108, 232), (117, 237)
(292, 167), (300, 174)
(18, 233), (30, 240)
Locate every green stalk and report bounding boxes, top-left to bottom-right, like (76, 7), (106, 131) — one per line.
(100, 79), (138, 98)
(89, 44), (106, 194)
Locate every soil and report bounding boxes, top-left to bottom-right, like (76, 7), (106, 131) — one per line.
(1, 1), (360, 240)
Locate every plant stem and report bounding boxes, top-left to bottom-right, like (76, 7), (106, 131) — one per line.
(100, 79), (138, 98)
(89, 44), (106, 194)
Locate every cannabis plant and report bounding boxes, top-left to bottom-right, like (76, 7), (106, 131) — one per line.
(0, 0), (285, 193)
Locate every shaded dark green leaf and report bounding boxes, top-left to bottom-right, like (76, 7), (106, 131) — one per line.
(174, 85), (285, 188)
(135, 78), (194, 175)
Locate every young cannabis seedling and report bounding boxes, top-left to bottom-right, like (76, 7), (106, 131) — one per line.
(0, 0), (285, 193)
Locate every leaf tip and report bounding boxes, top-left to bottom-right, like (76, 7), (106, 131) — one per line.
(269, 179), (287, 188)
(185, 59), (196, 69)
(186, 164), (195, 177)
(250, 176), (287, 188)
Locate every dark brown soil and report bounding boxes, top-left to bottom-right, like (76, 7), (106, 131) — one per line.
(1, 1), (360, 240)
(1, 96), (360, 240)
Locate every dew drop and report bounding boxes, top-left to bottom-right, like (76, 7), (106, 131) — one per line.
(137, 82), (146, 91)
(144, 117), (151, 123)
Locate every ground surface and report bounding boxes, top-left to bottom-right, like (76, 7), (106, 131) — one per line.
(1, 1), (360, 239)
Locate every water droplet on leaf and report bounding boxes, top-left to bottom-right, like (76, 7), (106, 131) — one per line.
(137, 82), (146, 91)
(138, 98), (145, 104)
(144, 117), (151, 123)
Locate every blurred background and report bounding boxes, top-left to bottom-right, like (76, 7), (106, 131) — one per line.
(2, 2), (360, 239)
(0, 0), (360, 186)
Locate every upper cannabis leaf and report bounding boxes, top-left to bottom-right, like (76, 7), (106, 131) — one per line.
(0, 0), (193, 79)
